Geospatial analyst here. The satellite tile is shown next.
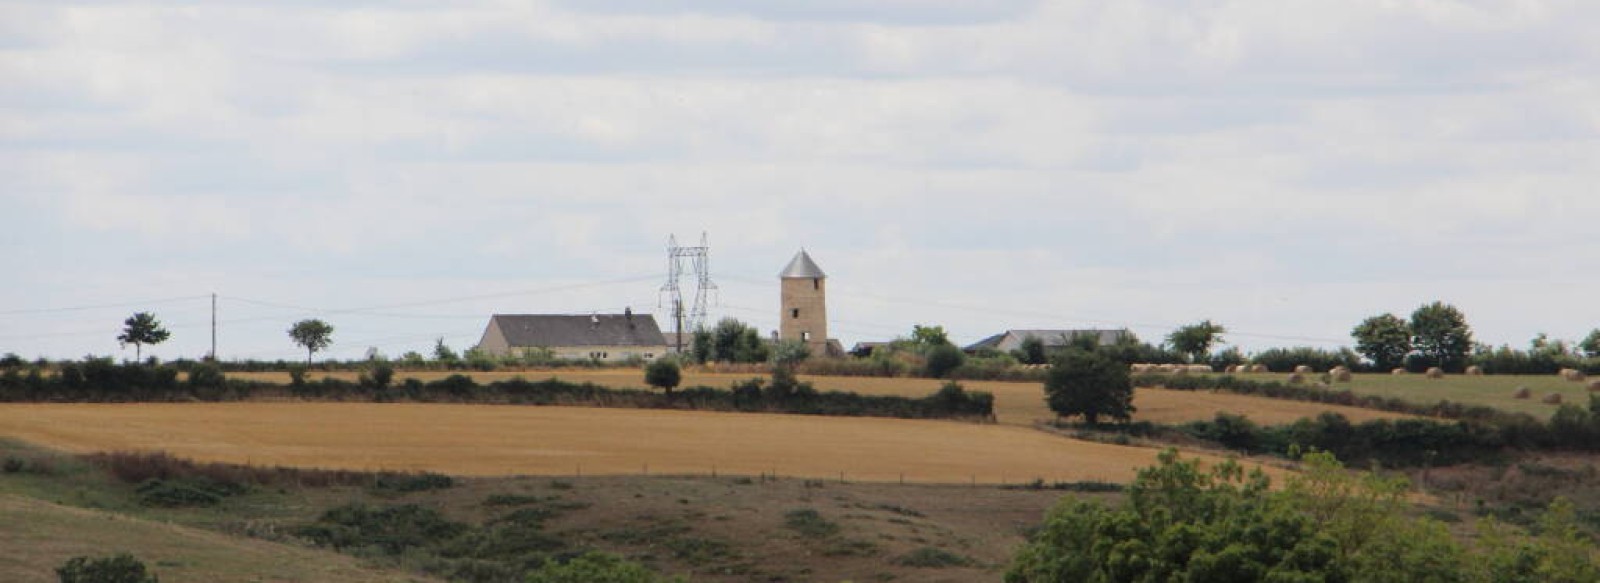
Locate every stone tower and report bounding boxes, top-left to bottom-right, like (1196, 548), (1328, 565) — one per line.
(779, 250), (828, 356)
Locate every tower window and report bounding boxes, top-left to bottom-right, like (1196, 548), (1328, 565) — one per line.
(802, 332), (811, 341)
(792, 308), (800, 319)
(812, 278), (819, 290)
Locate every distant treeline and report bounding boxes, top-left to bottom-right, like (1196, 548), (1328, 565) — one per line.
(0, 360), (994, 422)
(1134, 372), (1600, 462)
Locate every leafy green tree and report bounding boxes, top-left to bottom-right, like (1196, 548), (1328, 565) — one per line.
(923, 344), (966, 379)
(910, 324), (951, 348)
(705, 318), (769, 363)
(1579, 329), (1600, 358)
(117, 312), (170, 361)
(287, 319), (334, 365)
(1410, 302), (1474, 370)
(1353, 313), (1414, 370)
(1007, 450), (1472, 583)
(688, 328), (713, 364)
(1042, 348), (1132, 426)
(1014, 336), (1048, 365)
(1166, 320), (1226, 363)
(57, 553), (159, 583)
(644, 359), (681, 395)
(432, 338), (459, 364)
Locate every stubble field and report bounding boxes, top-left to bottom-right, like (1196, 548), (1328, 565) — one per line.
(229, 369), (1415, 425)
(0, 402), (1280, 485)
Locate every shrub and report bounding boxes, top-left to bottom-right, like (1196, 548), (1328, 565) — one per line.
(923, 344), (966, 379)
(644, 360), (682, 394)
(373, 472), (454, 493)
(896, 547), (972, 568)
(783, 508), (839, 538)
(525, 552), (682, 583)
(294, 504), (470, 556)
(56, 554), (158, 583)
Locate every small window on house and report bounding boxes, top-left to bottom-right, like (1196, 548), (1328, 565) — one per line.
(791, 308), (800, 319)
(802, 331), (811, 342)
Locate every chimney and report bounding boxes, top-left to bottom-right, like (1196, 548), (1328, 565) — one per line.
(625, 307), (635, 329)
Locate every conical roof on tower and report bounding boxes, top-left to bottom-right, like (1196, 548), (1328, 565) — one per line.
(779, 250), (826, 279)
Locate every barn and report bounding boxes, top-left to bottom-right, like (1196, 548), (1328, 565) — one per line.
(474, 310), (670, 362)
(964, 329), (1132, 353)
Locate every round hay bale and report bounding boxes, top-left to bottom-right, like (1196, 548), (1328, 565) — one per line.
(1465, 365), (1483, 376)
(1223, 365), (1239, 374)
(1586, 379), (1600, 392)
(1171, 366), (1189, 376)
(1188, 364), (1213, 374)
(1288, 372), (1305, 384)
(1541, 393), (1563, 405)
(1250, 364), (1268, 373)
(1391, 368), (1407, 375)
(1331, 369), (1352, 383)
(1293, 365), (1313, 374)
(1512, 387), (1532, 399)
(1426, 367), (1444, 379)
(1558, 368), (1586, 382)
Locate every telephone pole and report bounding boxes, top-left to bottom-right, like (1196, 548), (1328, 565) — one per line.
(210, 293), (217, 361)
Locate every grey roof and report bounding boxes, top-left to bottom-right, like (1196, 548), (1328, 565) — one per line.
(965, 329), (1130, 351)
(779, 250), (826, 279)
(489, 314), (667, 347)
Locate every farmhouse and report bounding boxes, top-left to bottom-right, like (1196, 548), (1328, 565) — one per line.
(474, 311), (669, 362)
(965, 329), (1132, 353)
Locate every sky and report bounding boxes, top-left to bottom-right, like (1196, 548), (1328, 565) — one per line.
(2, 0), (1597, 362)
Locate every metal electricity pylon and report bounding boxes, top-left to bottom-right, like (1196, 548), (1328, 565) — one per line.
(660, 233), (717, 353)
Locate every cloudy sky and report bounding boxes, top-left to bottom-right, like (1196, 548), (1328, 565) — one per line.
(3, 1), (1597, 362)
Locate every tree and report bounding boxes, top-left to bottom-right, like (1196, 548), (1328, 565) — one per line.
(116, 312), (170, 362)
(924, 344), (966, 379)
(706, 318), (769, 363)
(1579, 329), (1600, 359)
(910, 324), (951, 348)
(57, 553), (159, 583)
(432, 338), (459, 364)
(1042, 348), (1132, 426)
(1352, 313), (1413, 371)
(1166, 320), (1226, 363)
(1015, 336), (1048, 365)
(1410, 302), (1473, 370)
(1006, 450), (1473, 583)
(644, 359), (681, 395)
(288, 319), (334, 365)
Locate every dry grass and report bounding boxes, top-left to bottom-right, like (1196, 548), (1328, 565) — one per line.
(0, 403), (1276, 485)
(236, 369), (1411, 426)
(0, 494), (430, 583)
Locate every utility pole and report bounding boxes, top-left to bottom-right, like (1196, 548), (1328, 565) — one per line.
(210, 293), (217, 362)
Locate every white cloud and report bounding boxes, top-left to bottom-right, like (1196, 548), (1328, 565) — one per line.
(2, 0), (1598, 359)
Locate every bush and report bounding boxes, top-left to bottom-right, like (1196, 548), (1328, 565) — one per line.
(373, 472), (454, 493)
(644, 360), (682, 394)
(923, 345), (966, 379)
(56, 554), (158, 583)
(896, 547), (973, 568)
(783, 508), (839, 538)
(525, 552), (682, 583)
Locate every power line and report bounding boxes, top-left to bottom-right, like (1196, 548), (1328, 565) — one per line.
(0, 294), (212, 317)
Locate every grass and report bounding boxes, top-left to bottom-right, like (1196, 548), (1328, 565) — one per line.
(784, 508), (840, 538)
(1321, 373), (1593, 417)
(0, 402), (1277, 485)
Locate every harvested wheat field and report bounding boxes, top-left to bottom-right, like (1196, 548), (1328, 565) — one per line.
(233, 369), (1412, 426)
(0, 403), (1272, 485)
